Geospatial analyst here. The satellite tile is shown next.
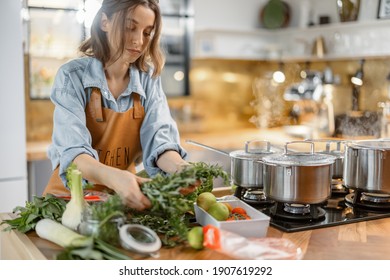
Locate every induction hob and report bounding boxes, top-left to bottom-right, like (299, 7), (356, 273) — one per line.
(256, 194), (390, 233)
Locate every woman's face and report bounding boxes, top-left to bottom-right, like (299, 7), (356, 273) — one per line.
(104, 5), (156, 64)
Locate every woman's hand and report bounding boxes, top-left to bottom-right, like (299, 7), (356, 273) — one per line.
(74, 154), (152, 211)
(156, 150), (189, 174)
(109, 169), (152, 211)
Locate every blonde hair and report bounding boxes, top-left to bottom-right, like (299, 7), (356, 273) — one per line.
(79, 0), (164, 77)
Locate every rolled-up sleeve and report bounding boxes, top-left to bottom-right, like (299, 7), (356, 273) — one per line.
(140, 78), (187, 176)
(47, 68), (98, 186)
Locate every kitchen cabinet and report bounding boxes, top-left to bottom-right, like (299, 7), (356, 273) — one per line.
(24, 0), (87, 99)
(193, 0), (390, 61)
(26, 141), (52, 201)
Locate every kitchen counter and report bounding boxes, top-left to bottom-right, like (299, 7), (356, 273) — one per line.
(26, 141), (51, 161)
(180, 127), (302, 151)
(26, 127), (371, 160)
(25, 128), (296, 161)
(2, 187), (390, 260)
(2, 213), (390, 260)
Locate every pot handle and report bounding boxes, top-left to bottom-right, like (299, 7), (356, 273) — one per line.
(305, 138), (345, 153)
(185, 140), (230, 157)
(285, 141), (314, 154)
(245, 140), (271, 154)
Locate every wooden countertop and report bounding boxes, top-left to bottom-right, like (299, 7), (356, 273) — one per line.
(2, 188), (390, 260)
(26, 140), (51, 161)
(26, 126), (375, 162)
(25, 128), (298, 162)
(180, 127), (301, 151)
(2, 213), (390, 260)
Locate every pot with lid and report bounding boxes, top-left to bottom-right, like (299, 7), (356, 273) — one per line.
(344, 139), (390, 193)
(306, 139), (345, 179)
(229, 140), (279, 188)
(186, 139), (280, 188)
(262, 141), (336, 204)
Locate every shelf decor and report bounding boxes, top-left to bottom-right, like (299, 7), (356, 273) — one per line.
(378, 0), (390, 19)
(336, 0), (360, 22)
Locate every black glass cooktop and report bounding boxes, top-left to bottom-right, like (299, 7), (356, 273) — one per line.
(256, 195), (390, 233)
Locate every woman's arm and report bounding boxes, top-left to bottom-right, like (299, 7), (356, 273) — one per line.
(139, 74), (188, 176)
(156, 150), (189, 174)
(74, 154), (151, 211)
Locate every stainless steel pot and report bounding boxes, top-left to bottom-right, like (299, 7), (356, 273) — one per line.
(186, 139), (280, 188)
(262, 141), (336, 204)
(306, 139), (345, 179)
(344, 139), (390, 193)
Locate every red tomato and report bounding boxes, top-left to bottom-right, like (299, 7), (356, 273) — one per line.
(231, 207), (247, 215)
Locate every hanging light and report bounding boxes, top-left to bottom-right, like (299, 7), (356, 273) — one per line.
(351, 59), (365, 86)
(272, 62), (285, 83)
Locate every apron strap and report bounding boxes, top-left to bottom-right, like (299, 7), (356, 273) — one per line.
(91, 87), (104, 122)
(132, 93), (143, 119)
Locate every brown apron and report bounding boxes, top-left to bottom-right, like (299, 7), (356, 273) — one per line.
(43, 87), (145, 195)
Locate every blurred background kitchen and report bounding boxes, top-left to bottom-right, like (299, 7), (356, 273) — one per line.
(2, 0), (390, 211)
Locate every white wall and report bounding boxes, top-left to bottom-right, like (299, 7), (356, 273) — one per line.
(193, 0), (267, 30)
(193, 0), (380, 30)
(0, 0), (28, 212)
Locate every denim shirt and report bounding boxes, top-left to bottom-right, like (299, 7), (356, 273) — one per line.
(47, 57), (187, 185)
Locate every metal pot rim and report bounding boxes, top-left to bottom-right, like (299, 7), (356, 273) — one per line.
(229, 149), (276, 160)
(262, 153), (336, 166)
(347, 139), (390, 150)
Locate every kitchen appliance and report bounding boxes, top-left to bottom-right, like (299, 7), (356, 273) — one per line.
(185, 139), (280, 206)
(262, 141), (336, 205)
(159, 0), (193, 96)
(235, 140), (390, 233)
(335, 59), (381, 138)
(344, 139), (390, 193)
(335, 110), (381, 138)
(0, 0), (28, 212)
(306, 139), (347, 195)
(260, 191), (390, 233)
(284, 69), (336, 137)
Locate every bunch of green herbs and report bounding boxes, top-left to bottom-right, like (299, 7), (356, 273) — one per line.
(1, 194), (67, 233)
(128, 162), (230, 246)
(83, 194), (126, 246)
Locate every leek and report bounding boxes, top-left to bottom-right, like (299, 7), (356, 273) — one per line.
(36, 218), (93, 248)
(36, 219), (131, 260)
(61, 164), (88, 231)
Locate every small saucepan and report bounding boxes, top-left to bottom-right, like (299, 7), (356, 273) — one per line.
(262, 141), (336, 204)
(186, 139), (280, 188)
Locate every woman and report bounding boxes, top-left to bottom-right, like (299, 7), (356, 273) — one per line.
(44, 0), (188, 211)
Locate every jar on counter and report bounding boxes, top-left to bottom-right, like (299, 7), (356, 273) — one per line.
(78, 208), (125, 246)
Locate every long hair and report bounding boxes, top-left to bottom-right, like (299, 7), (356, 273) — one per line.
(79, 0), (164, 77)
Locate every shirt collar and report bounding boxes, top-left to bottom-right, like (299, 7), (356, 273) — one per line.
(82, 58), (146, 99)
